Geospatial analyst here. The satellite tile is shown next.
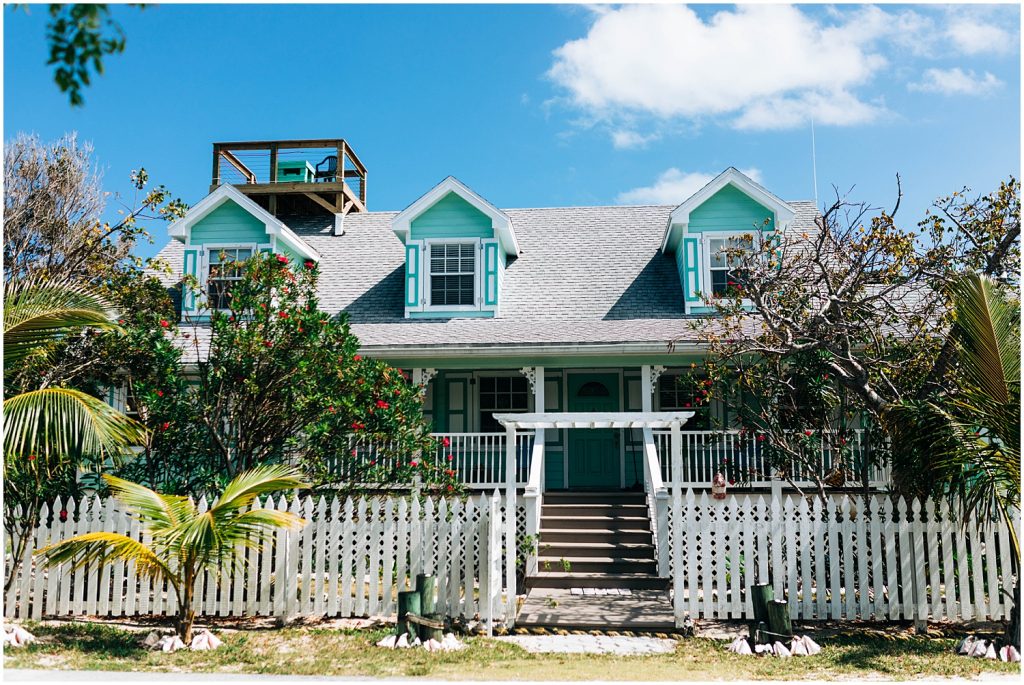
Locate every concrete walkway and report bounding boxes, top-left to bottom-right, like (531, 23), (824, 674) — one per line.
(499, 634), (677, 654)
(516, 587), (675, 630)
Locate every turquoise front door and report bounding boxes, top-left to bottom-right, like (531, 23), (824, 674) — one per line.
(567, 373), (621, 489)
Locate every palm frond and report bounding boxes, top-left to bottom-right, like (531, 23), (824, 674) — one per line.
(3, 280), (119, 367)
(213, 464), (309, 517)
(950, 273), (1020, 403)
(36, 531), (175, 585)
(3, 387), (149, 459)
(103, 474), (194, 531)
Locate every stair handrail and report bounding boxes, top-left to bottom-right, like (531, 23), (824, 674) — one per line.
(642, 427), (671, 577)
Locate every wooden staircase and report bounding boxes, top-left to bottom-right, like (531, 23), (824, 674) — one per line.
(528, 492), (668, 590)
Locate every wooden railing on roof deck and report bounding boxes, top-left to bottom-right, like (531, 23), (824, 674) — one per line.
(210, 138), (367, 209)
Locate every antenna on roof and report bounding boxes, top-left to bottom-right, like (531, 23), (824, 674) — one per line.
(810, 116), (819, 208)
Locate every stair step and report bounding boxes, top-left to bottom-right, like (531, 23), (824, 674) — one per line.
(539, 542), (655, 559)
(542, 504), (648, 518)
(538, 557), (658, 574)
(528, 572), (670, 591)
(540, 528), (653, 544)
(544, 492), (646, 505)
(541, 515), (651, 530)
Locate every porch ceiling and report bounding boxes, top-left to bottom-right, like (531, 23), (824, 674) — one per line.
(493, 411), (695, 429)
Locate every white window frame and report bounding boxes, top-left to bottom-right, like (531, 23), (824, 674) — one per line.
(702, 232), (754, 305)
(201, 243), (258, 312)
(425, 239), (480, 311)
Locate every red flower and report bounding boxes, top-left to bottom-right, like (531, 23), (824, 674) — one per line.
(59, 509), (68, 522)
(276, 254), (289, 264)
(369, 460), (376, 466)
(729, 478), (736, 485)
(264, 340), (273, 347)
(757, 434), (766, 442)
(447, 454), (453, 461)
(822, 373), (830, 380)
(156, 390), (164, 397)
(446, 485), (454, 492)
(304, 260), (315, 270)
(118, 319), (125, 325)
(159, 319), (169, 328)
(839, 438), (847, 446)
(328, 406), (336, 414)
(683, 402), (691, 408)
(376, 400), (389, 409)
(279, 312), (289, 319)
(353, 355), (362, 361)
(351, 421), (364, 430)
(28, 454), (36, 461)
(350, 449), (357, 457)
(441, 437), (451, 448)
(410, 460), (418, 467)
(161, 422), (170, 431)
(446, 469), (455, 476)
(804, 430), (813, 437)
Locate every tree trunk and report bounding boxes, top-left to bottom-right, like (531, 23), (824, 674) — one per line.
(3, 507), (39, 594)
(1005, 576), (1020, 649)
(177, 572), (196, 644)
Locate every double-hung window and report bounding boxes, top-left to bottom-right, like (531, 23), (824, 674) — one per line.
(429, 242), (476, 307)
(706, 235), (752, 297)
(658, 374), (711, 429)
(207, 247), (253, 310)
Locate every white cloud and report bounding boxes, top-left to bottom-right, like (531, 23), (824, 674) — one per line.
(611, 129), (660, 149)
(547, 4), (1017, 136)
(908, 68), (1002, 96)
(946, 16), (1014, 56)
(548, 5), (887, 132)
(616, 167), (763, 205)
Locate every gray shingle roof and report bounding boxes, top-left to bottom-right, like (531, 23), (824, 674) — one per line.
(154, 200), (818, 353)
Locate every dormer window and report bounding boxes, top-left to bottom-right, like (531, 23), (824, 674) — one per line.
(207, 246), (253, 310)
(429, 242), (476, 307)
(706, 235), (751, 297)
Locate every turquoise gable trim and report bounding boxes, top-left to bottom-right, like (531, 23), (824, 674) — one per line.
(409, 310), (494, 319)
(682, 237), (700, 302)
(689, 184), (775, 233)
(405, 243), (421, 308)
(190, 201), (267, 245)
(410, 192), (494, 240)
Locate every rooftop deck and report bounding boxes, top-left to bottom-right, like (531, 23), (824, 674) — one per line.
(211, 138), (367, 215)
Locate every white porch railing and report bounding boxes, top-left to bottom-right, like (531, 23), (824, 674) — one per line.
(653, 429), (889, 488)
(332, 432), (535, 489)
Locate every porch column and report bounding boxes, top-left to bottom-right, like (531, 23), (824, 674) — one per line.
(522, 367), (545, 577)
(504, 421), (517, 626)
(671, 419), (685, 628)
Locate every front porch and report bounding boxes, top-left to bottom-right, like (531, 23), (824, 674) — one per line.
(337, 364), (889, 493)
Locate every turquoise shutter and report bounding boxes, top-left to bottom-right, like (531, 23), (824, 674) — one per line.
(405, 241), (424, 313)
(682, 236), (701, 303)
(481, 239), (499, 310)
(182, 248), (198, 314)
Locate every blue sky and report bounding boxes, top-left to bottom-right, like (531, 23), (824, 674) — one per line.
(4, 3), (1020, 260)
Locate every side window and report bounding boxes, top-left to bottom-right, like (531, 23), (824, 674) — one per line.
(207, 247), (254, 310)
(429, 243), (476, 307)
(657, 375), (710, 429)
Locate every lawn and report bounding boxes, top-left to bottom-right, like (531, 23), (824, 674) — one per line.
(4, 620), (1021, 680)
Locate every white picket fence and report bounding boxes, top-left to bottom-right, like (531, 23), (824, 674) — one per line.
(4, 491), (511, 631)
(666, 490), (1020, 623)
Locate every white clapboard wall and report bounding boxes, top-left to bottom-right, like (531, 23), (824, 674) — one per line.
(4, 491), (507, 629)
(666, 490), (1018, 623)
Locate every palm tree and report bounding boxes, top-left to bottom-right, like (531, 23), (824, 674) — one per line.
(3, 279), (149, 592)
(887, 272), (1020, 647)
(37, 464), (308, 642)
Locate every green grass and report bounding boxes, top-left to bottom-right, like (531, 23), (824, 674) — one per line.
(4, 621), (1021, 680)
